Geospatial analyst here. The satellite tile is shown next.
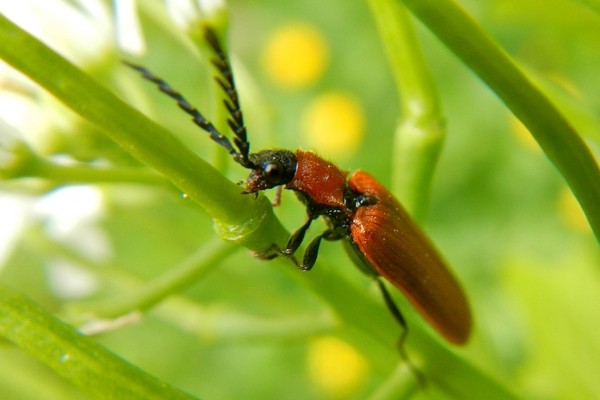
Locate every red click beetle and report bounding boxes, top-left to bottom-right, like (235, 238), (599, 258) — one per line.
(126, 26), (472, 379)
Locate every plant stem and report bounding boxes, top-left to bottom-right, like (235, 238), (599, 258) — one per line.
(76, 239), (236, 318)
(368, 363), (420, 400)
(28, 157), (168, 185)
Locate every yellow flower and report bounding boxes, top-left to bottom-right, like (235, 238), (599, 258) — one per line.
(301, 91), (365, 157)
(307, 336), (369, 398)
(262, 23), (329, 89)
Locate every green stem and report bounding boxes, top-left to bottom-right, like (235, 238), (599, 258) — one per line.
(368, 363), (419, 400)
(400, 0), (600, 243)
(74, 239), (236, 319)
(27, 157), (168, 185)
(368, 0), (445, 221)
(0, 283), (198, 400)
(155, 297), (336, 343)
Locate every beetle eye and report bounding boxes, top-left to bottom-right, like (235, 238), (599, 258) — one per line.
(264, 163), (282, 179)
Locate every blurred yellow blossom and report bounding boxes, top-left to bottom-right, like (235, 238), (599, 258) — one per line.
(307, 336), (369, 398)
(301, 91), (365, 157)
(262, 23), (329, 89)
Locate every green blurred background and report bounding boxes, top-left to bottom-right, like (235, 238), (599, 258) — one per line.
(0, 0), (599, 399)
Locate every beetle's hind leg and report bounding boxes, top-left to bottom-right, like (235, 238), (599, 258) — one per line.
(376, 278), (427, 388)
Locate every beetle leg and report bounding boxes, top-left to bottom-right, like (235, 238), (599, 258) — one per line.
(376, 278), (407, 328)
(255, 216), (343, 272)
(283, 217), (315, 256)
(299, 229), (343, 271)
(376, 278), (427, 388)
(272, 186), (283, 206)
(254, 217), (315, 266)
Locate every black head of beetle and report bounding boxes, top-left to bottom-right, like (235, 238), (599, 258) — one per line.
(243, 150), (297, 194)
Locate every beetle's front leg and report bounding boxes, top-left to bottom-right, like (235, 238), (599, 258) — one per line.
(254, 216), (343, 272)
(254, 216), (316, 267)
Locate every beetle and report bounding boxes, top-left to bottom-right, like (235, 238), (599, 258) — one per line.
(126, 26), (472, 377)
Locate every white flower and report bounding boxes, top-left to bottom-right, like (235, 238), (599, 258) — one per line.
(114, 0), (145, 55)
(165, 0), (226, 31)
(0, 0), (112, 65)
(0, 0), (113, 151)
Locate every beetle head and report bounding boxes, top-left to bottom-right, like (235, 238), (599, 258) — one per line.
(243, 150), (297, 194)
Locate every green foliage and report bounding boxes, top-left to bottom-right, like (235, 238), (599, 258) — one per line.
(0, 0), (599, 399)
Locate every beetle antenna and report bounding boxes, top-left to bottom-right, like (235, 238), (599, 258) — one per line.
(203, 27), (251, 167)
(124, 61), (248, 164)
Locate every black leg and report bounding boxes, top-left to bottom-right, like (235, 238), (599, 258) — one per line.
(282, 218), (315, 257)
(254, 217), (315, 266)
(299, 229), (342, 271)
(255, 215), (343, 272)
(272, 186), (283, 206)
(376, 278), (427, 388)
